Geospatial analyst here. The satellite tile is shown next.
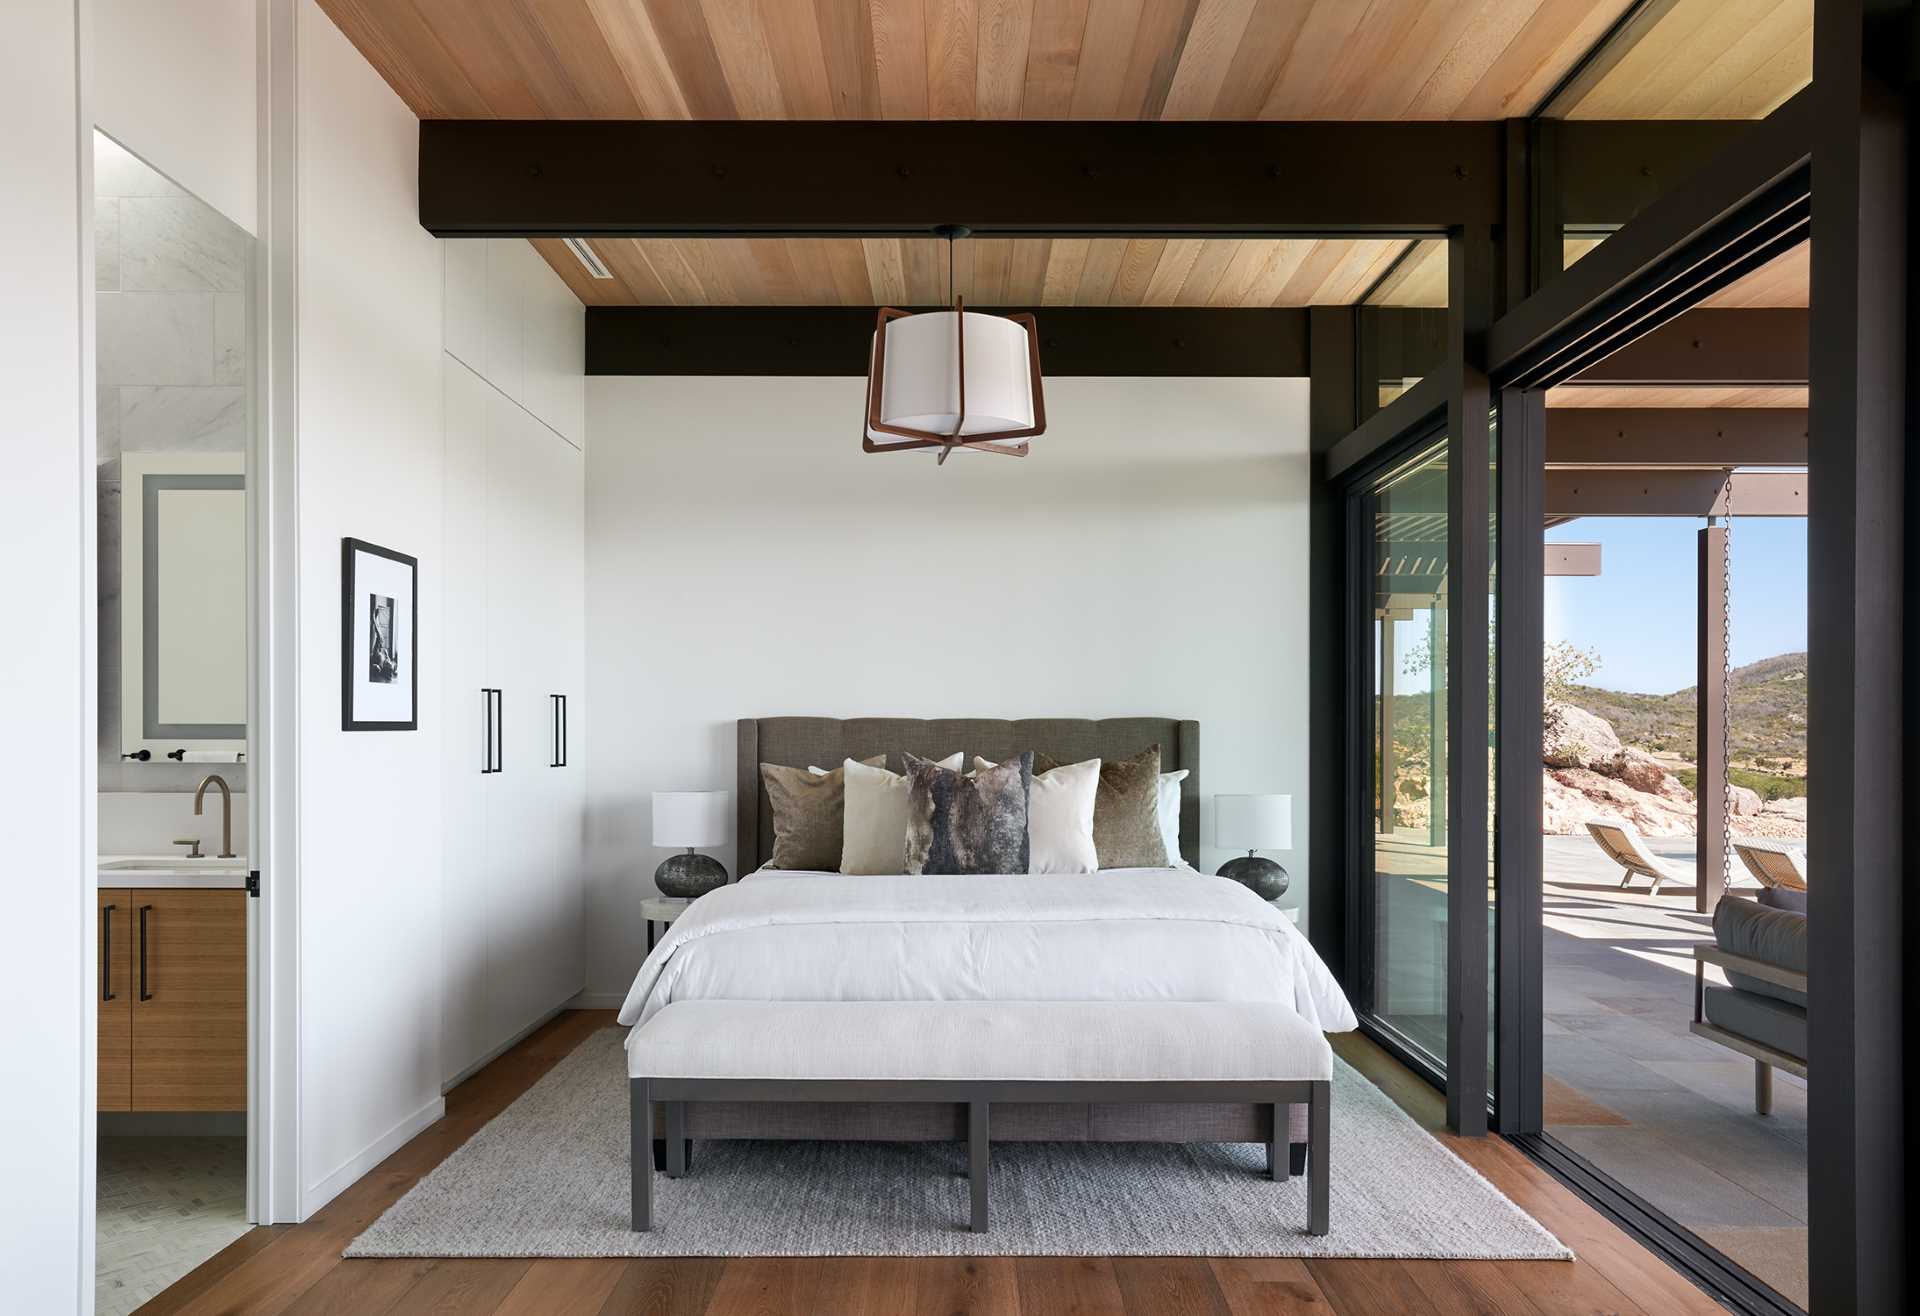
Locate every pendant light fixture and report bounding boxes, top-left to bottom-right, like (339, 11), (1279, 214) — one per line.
(863, 224), (1046, 464)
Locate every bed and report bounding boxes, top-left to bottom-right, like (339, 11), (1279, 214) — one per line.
(615, 717), (1356, 1166)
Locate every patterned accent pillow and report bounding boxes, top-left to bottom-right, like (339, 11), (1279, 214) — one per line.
(1035, 745), (1167, 868)
(760, 756), (885, 871)
(904, 752), (1033, 875)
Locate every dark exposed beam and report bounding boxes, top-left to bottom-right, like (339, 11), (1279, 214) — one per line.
(1556, 121), (1754, 226)
(1324, 372), (1446, 482)
(1488, 90), (1814, 388)
(420, 120), (1504, 236)
(1307, 306), (1356, 982)
(1545, 469), (1808, 517)
(1569, 308), (1806, 386)
(1546, 407), (1808, 466)
(585, 306), (1311, 376)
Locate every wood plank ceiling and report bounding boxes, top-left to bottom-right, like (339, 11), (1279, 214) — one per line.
(315, 1), (1805, 308)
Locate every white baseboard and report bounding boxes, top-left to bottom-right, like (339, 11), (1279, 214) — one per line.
(566, 991), (626, 1010)
(301, 1093), (445, 1220)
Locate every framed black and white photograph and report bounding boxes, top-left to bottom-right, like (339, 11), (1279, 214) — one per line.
(341, 538), (417, 731)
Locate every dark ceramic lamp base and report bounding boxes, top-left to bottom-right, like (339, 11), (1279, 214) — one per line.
(1217, 854), (1288, 901)
(655, 850), (728, 899)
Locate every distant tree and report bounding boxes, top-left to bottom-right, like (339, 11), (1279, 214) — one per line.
(1542, 641), (1599, 742)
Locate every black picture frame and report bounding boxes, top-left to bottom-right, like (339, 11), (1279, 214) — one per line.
(341, 537), (418, 731)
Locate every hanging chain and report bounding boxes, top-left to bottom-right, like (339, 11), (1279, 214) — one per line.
(1720, 471), (1734, 889)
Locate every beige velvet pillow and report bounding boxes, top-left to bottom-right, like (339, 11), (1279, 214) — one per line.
(1035, 745), (1167, 868)
(841, 753), (964, 874)
(760, 755), (884, 871)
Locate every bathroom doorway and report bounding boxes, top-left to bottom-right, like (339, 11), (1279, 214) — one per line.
(92, 129), (259, 1316)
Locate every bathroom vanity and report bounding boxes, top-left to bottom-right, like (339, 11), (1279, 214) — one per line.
(96, 860), (246, 1113)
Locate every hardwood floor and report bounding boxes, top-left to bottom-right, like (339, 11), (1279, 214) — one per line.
(139, 1010), (1726, 1316)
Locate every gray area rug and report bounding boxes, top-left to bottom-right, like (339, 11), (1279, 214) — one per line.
(348, 1029), (1570, 1260)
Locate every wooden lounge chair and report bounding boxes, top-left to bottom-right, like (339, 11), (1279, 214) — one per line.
(1584, 818), (1690, 895)
(1734, 839), (1808, 893)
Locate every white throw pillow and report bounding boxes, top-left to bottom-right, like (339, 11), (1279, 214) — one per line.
(1157, 769), (1190, 867)
(840, 753), (963, 874)
(972, 755), (1100, 875)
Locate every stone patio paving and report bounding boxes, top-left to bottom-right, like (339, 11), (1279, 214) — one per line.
(1542, 832), (1807, 1309)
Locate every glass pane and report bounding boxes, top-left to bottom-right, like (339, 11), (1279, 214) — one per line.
(1370, 441), (1450, 1063)
(1358, 239), (1446, 420)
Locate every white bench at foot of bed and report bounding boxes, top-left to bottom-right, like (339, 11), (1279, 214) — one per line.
(627, 1000), (1333, 1236)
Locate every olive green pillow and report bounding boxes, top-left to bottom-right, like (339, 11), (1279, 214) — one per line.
(760, 756), (885, 871)
(1034, 745), (1167, 868)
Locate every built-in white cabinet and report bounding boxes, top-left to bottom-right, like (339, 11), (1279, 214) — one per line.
(445, 238), (585, 449)
(440, 239), (587, 1086)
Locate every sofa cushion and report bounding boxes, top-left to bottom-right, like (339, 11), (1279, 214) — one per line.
(1712, 895), (1807, 1008)
(1703, 986), (1806, 1062)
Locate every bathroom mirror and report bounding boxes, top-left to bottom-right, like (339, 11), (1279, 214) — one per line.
(119, 451), (246, 760)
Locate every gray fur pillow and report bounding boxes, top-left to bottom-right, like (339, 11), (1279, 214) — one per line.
(904, 751), (1032, 875)
(1035, 745), (1167, 868)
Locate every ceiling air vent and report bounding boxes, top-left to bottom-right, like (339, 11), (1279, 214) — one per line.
(563, 237), (613, 280)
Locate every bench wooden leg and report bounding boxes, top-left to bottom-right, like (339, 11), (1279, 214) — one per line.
(968, 1099), (989, 1233)
(631, 1078), (652, 1232)
(1307, 1080), (1330, 1236)
(666, 1102), (688, 1177)
(1270, 1103), (1290, 1181)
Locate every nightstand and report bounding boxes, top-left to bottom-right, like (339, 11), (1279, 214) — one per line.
(642, 895), (692, 950)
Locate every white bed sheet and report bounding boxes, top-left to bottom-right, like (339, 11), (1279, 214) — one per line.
(617, 868), (1357, 1038)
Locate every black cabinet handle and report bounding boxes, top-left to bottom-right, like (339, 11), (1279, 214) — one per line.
(482, 688), (504, 773)
(549, 694), (568, 767)
(138, 904), (153, 1001)
(494, 688), (504, 772)
(102, 905), (116, 1002)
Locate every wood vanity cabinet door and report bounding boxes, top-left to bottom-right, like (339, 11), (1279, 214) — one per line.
(131, 889), (246, 1111)
(98, 889), (133, 1112)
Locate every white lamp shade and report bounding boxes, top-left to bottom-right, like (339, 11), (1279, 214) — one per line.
(867, 310), (1034, 440)
(1214, 794), (1292, 852)
(652, 791), (729, 849)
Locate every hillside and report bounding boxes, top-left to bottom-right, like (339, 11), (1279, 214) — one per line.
(1560, 651), (1807, 776)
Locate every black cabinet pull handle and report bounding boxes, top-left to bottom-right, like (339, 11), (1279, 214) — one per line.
(494, 688), (504, 772)
(561, 693), (568, 767)
(102, 905), (116, 1002)
(138, 904), (153, 1001)
(550, 694), (569, 767)
(482, 688), (505, 774)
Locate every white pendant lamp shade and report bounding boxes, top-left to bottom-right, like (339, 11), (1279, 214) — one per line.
(867, 310), (1036, 440)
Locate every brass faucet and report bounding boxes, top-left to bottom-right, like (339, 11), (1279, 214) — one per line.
(194, 773), (237, 859)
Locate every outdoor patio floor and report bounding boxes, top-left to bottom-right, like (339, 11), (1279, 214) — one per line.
(1541, 833), (1808, 1309)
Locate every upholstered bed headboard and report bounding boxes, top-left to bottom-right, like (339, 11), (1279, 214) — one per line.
(736, 717), (1202, 871)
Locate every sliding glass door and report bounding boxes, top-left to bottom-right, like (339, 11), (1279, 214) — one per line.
(1357, 436), (1452, 1070)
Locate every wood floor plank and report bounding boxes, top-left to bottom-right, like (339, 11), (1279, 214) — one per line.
(1305, 1258), (1438, 1315)
(1209, 1258), (1334, 1316)
(1014, 1257), (1127, 1316)
(907, 1257), (1020, 1316)
(494, 1258), (626, 1316)
(596, 1257), (725, 1316)
(1400, 1259), (1540, 1316)
(1113, 1255), (1232, 1315)
(133, 1225), (290, 1316)
(384, 1258), (529, 1313)
(276, 1258), (437, 1316)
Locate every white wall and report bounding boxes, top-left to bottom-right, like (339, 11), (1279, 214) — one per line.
(290, 0), (447, 1215)
(94, 0), (257, 234)
(582, 375), (1312, 999)
(0, 2), (93, 1310)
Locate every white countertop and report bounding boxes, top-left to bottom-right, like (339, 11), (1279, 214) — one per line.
(98, 855), (249, 889)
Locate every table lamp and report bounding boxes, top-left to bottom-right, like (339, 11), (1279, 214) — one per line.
(1214, 794), (1292, 900)
(652, 790), (730, 899)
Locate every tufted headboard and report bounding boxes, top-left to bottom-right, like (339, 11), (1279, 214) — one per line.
(736, 717), (1201, 871)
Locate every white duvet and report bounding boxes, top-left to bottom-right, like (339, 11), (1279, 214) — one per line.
(616, 868), (1358, 1037)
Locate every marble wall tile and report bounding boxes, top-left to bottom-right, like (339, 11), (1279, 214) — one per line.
(120, 386), (247, 452)
(98, 380), (123, 464)
(213, 294), (247, 386)
(96, 198), (121, 291)
(97, 292), (214, 386)
(95, 134), (187, 201)
(120, 197), (250, 293)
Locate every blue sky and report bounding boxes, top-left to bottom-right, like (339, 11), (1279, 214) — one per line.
(1545, 517), (1809, 694)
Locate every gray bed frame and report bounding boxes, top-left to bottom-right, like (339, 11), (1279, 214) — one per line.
(643, 717), (1309, 1179)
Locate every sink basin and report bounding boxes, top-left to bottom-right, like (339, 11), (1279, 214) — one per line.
(101, 856), (247, 872)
